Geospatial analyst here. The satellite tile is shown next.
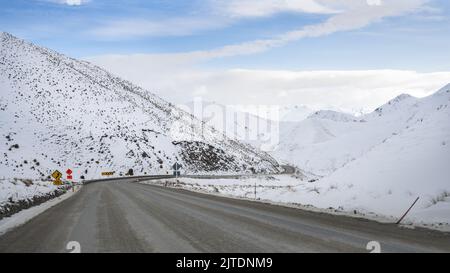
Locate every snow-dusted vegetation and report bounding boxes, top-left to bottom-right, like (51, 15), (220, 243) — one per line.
(0, 178), (63, 220)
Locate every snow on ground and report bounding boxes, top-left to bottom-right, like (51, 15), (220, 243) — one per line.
(142, 175), (450, 232)
(0, 178), (76, 221)
(0, 178), (59, 207)
(0, 177), (82, 235)
(0, 186), (80, 235)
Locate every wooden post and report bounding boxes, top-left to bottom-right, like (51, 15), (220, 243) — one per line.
(396, 197), (420, 225)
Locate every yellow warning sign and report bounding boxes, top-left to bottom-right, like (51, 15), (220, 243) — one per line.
(52, 170), (63, 186)
(53, 179), (63, 186)
(102, 171), (115, 176)
(52, 170), (62, 180)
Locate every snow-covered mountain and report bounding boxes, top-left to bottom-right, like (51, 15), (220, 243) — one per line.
(270, 84), (450, 222)
(309, 85), (450, 222)
(182, 100), (362, 154)
(0, 32), (280, 180)
(181, 99), (280, 151)
(308, 110), (360, 123)
(160, 85), (450, 229)
(278, 105), (316, 122)
(273, 87), (450, 177)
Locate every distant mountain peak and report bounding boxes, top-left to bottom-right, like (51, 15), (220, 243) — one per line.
(436, 83), (450, 95)
(390, 93), (415, 103)
(371, 93), (418, 117)
(307, 110), (358, 122)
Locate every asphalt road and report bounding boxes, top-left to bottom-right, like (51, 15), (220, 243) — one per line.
(0, 178), (449, 253)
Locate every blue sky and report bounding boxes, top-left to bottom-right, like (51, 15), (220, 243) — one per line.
(1, 0), (450, 110)
(1, 0), (449, 71)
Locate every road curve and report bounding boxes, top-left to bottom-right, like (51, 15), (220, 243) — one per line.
(0, 178), (449, 253)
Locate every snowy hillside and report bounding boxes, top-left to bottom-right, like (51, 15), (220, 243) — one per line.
(151, 85), (450, 229)
(308, 110), (360, 122)
(0, 32), (280, 180)
(274, 116), (364, 176)
(182, 100), (360, 154)
(272, 90), (447, 177)
(310, 85), (450, 220)
(278, 105), (315, 122)
(182, 100), (280, 151)
(264, 84), (450, 228)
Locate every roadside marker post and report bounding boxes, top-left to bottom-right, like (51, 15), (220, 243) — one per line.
(172, 162), (182, 178)
(396, 197), (420, 225)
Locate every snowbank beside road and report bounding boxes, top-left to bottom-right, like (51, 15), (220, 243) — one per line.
(0, 178), (64, 220)
(0, 187), (80, 236)
(142, 175), (450, 232)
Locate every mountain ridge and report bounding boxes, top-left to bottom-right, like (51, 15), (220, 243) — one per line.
(272, 83), (450, 176)
(0, 32), (280, 180)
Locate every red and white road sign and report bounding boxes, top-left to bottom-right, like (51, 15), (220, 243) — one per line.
(66, 169), (73, 180)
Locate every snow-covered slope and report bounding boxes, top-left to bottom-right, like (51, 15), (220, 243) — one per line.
(274, 116), (364, 175)
(308, 110), (360, 122)
(182, 100), (280, 151)
(272, 92), (432, 176)
(0, 32), (280, 180)
(269, 85), (450, 227)
(166, 86), (450, 229)
(290, 87), (450, 225)
(279, 105), (315, 122)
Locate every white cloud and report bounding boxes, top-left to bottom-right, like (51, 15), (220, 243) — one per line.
(87, 0), (425, 44)
(85, 0), (443, 114)
(90, 1), (340, 39)
(48, 0), (88, 6)
(195, 0), (427, 59)
(213, 0), (337, 18)
(86, 53), (450, 113)
(91, 1), (425, 56)
(65, 0), (83, 5)
(90, 17), (228, 39)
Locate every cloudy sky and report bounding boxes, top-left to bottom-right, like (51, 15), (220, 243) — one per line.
(1, 0), (450, 112)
